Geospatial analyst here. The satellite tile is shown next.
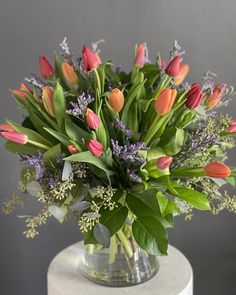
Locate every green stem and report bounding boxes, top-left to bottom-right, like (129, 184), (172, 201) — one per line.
(94, 69), (102, 97)
(109, 235), (117, 264)
(143, 114), (162, 145)
(116, 229), (133, 258)
(87, 244), (94, 255)
(27, 139), (50, 150)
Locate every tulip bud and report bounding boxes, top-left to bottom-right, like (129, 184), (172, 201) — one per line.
(82, 45), (102, 72)
(174, 64), (189, 85)
(12, 83), (32, 99)
(67, 145), (79, 154)
(42, 86), (55, 117)
(85, 109), (101, 129)
(230, 118), (236, 126)
(156, 156), (173, 170)
(204, 161), (231, 178)
(87, 139), (104, 157)
(185, 83), (204, 109)
(39, 56), (54, 79)
(165, 56), (181, 77)
(226, 125), (236, 133)
(205, 83), (226, 108)
(109, 88), (125, 112)
(154, 88), (177, 115)
(0, 123), (16, 132)
(62, 62), (78, 85)
(0, 132), (28, 144)
(135, 43), (146, 68)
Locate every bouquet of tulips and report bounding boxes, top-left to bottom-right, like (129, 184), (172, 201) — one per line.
(1, 39), (236, 257)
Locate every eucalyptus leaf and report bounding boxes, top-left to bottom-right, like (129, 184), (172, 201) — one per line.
(62, 161), (72, 181)
(26, 181), (41, 196)
(70, 201), (91, 212)
(85, 212), (101, 219)
(48, 205), (67, 222)
(93, 223), (110, 248)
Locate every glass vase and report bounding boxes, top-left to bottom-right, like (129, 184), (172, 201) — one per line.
(80, 229), (159, 287)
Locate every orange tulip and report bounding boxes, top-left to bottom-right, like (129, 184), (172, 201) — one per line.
(42, 86), (55, 117)
(109, 88), (125, 112)
(62, 62), (78, 85)
(205, 83), (226, 108)
(174, 64), (189, 85)
(204, 161), (231, 178)
(154, 88), (177, 115)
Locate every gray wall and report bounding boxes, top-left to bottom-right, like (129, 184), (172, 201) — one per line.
(0, 0), (236, 294)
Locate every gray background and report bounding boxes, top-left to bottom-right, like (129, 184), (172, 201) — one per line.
(0, 0), (236, 294)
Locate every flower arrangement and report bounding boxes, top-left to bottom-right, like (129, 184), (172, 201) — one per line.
(1, 39), (236, 259)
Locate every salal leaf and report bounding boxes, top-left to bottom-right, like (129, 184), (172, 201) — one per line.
(53, 82), (67, 131)
(26, 181), (41, 196)
(48, 205), (67, 223)
(99, 204), (128, 236)
(132, 216), (168, 255)
(173, 183), (211, 211)
(93, 223), (110, 248)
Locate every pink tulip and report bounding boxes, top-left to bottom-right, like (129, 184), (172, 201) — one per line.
(135, 43), (146, 68)
(82, 46), (102, 72)
(226, 125), (236, 133)
(39, 56), (54, 79)
(165, 56), (181, 77)
(0, 132), (28, 144)
(230, 118), (236, 126)
(12, 83), (32, 99)
(85, 109), (101, 129)
(87, 139), (104, 157)
(0, 123), (16, 132)
(156, 156), (173, 170)
(185, 83), (204, 109)
(67, 145), (79, 154)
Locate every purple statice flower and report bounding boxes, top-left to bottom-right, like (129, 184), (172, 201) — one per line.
(112, 118), (132, 140)
(21, 152), (45, 181)
(127, 169), (142, 183)
(25, 74), (48, 88)
(60, 37), (77, 69)
(111, 140), (147, 165)
(170, 40), (185, 60)
(56, 153), (67, 164)
(66, 92), (94, 118)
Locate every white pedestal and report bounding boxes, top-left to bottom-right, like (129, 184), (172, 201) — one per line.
(47, 242), (193, 295)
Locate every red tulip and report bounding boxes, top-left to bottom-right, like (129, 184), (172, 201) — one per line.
(87, 139), (104, 157)
(185, 83), (204, 109)
(174, 64), (189, 85)
(205, 83), (226, 108)
(109, 88), (125, 112)
(82, 46), (102, 71)
(165, 56), (181, 77)
(62, 62), (78, 85)
(67, 145), (79, 154)
(204, 161), (231, 178)
(135, 43), (146, 68)
(0, 123), (16, 132)
(156, 156), (173, 170)
(0, 132), (28, 144)
(39, 56), (54, 79)
(42, 86), (55, 117)
(85, 109), (101, 129)
(154, 88), (177, 115)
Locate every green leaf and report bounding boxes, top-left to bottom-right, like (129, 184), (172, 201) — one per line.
(173, 183), (211, 211)
(44, 128), (71, 146)
(65, 151), (114, 178)
(156, 191), (179, 216)
(132, 216), (168, 255)
(158, 127), (187, 155)
(53, 82), (67, 131)
(126, 193), (161, 219)
(226, 177), (236, 187)
(65, 119), (91, 143)
(93, 223), (110, 248)
(99, 204), (128, 236)
(5, 141), (38, 155)
(44, 144), (62, 165)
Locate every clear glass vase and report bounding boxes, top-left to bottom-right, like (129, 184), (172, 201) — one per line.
(81, 230), (159, 287)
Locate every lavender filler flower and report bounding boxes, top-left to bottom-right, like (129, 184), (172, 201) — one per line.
(66, 92), (94, 118)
